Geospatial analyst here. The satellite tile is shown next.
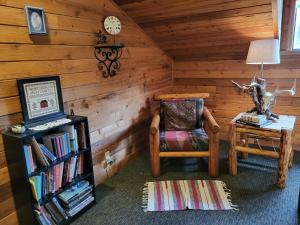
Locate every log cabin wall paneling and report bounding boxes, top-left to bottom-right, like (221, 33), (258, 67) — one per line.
(115, 0), (275, 61)
(115, 0), (300, 147)
(171, 0), (300, 147)
(0, 0), (172, 224)
(172, 55), (300, 147)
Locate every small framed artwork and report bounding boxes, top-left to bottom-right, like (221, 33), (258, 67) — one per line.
(25, 6), (47, 35)
(17, 76), (65, 126)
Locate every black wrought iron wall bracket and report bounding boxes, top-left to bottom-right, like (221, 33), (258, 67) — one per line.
(94, 43), (124, 78)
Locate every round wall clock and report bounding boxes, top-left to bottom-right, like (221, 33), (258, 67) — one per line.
(104, 16), (122, 35)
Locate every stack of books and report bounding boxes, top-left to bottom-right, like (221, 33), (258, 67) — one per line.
(34, 180), (93, 224)
(236, 112), (272, 128)
(58, 180), (94, 217)
(34, 197), (68, 225)
(28, 155), (85, 202)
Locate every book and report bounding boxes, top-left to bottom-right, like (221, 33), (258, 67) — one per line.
(66, 194), (94, 217)
(60, 125), (78, 152)
(32, 137), (49, 167)
(58, 180), (90, 203)
(39, 206), (56, 225)
(52, 197), (68, 220)
(44, 201), (64, 224)
(64, 133), (71, 155)
(61, 186), (93, 209)
(236, 119), (272, 128)
(23, 145), (31, 175)
(43, 132), (70, 158)
(240, 112), (268, 124)
(28, 145), (37, 172)
(34, 209), (49, 225)
(29, 175), (42, 202)
(40, 144), (56, 163)
(77, 122), (87, 149)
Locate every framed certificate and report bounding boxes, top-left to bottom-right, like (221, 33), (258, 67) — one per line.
(17, 76), (65, 125)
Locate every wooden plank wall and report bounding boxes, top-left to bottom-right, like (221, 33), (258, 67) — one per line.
(0, 0), (172, 224)
(172, 55), (300, 148)
(114, 0), (275, 61)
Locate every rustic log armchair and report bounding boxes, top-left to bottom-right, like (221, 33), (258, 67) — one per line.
(150, 93), (220, 177)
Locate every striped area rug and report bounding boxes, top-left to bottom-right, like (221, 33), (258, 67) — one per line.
(142, 180), (237, 211)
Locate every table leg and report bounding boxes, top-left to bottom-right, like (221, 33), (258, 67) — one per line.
(288, 132), (295, 168)
(240, 134), (249, 159)
(228, 123), (237, 175)
(277, 129), (292, 188)
(288, 147), (294, 168)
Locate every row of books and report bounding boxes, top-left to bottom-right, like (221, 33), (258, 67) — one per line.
(29, 155), (85, 202)
(35, 197), (67, 225)
(23, 123), (87, 175)
(35, 180), (94, 224)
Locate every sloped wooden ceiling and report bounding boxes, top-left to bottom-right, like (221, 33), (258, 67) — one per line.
(114, 0), (275, 60)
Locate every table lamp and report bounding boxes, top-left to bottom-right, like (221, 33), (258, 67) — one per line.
(246, 39), (280, 78)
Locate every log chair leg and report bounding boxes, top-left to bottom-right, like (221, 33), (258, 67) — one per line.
(150, 133), (160, 177)
(277, 130), (292, 188)
(228, 123), (237, 175)
(208, 132), (219, 177)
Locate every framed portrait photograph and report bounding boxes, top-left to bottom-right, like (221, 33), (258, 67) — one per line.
(25, 6), (47, 35)
(17, 76), (65, 126)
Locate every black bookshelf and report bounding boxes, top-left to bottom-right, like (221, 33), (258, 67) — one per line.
(2, 115), (96, 225)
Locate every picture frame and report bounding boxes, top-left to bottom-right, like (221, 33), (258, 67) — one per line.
(25, 6), (47, 35)
(17, 76), (65, 126)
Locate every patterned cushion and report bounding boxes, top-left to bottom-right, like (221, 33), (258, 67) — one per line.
(160, 128), (208, 151)
(160, 99), (204, 131)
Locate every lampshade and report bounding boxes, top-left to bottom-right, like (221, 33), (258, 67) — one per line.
(246, 39), (280, 64)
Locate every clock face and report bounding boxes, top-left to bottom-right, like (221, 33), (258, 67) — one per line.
(104, 16), (122, 35)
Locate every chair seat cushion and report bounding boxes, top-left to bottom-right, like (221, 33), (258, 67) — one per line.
(160, 129), (208, 151)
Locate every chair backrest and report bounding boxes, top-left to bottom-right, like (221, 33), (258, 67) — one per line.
(160, 98), (204, 131)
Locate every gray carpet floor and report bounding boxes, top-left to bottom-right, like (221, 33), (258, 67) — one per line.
(72, 142), (300, 225)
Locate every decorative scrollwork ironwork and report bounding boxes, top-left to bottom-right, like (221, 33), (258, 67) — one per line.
(94, 43), (124, 78)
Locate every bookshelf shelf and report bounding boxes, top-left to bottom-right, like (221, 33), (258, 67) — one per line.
(38, 172), (92, 206)
(3, 115), (96, 225)
(28, 148), (90, 178)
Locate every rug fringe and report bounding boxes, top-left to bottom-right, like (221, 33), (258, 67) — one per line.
(142, 182), (149, 212)
(221, 181), (239, 211)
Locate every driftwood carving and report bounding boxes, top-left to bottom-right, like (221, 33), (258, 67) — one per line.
(231, 77), (296, 120)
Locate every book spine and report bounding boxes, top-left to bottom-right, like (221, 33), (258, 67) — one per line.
(77, 122), (87, 149)
(55, 137), (62, 158)
(65, 133), (71, 155)
(59, 136), (65, 157)
(74, 129), (78, 153)
(23, 145), (31, 176)
(52, 198), (68, 219)
(29, 177), (38, 201)
(28, 145), (37, 172)
(50, 138), (58, 157)
(36, 175), (42, 201)
(54, 165), (60, 192)
(40, 145), (56, 163)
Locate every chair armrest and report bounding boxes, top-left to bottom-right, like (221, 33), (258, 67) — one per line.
(203, 107), (220, 134)
(150, 112), (160, 135)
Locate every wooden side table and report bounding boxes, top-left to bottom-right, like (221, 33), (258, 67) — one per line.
(228, 114), (296, 188)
